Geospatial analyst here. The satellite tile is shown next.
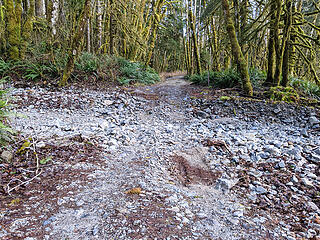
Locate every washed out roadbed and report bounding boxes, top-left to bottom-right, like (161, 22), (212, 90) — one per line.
(0, 76), (319, 239)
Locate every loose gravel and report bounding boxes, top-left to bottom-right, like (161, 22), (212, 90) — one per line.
(2, 76), (319, 240)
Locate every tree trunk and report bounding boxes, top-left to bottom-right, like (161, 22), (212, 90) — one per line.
(109, 0), (114, 55)
(5, 0), (21, 60)
(188, 8), (202, 74)
(265, 0), (279, 86)
(20, 0), (35, 59)
(273, 0), (283, 85)
(0, 0), (6, 53)
(221, 0), (253, 95)
(35, 0), (44, 17)
(59, 0), (90, 86)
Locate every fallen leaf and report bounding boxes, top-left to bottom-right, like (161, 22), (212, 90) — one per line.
(9, 198), (21, 206)
(40, 157), (52, 165)
(18, 140), (31, 153)
(125, 187), (142, 195)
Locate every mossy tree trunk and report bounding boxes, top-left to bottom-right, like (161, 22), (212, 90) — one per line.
(188, 5), (202, 74)
(145, 0), (165, 66)
(20, 0), (35, 59)
(5, 0), (21, 60)
(35, 0), (44, 17)
(281, 0), (294, 87)
(209, 16), (220, 71)
(274, 0), (291, 86)
(0, 0), (6, 54)
(221, 0), (253, 96)
(59, 0), (91, 87)
(265, 0), (280, 86)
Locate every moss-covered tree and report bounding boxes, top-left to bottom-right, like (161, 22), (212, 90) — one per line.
(221, 0), (253, 95)
(60, 0), (91, 86)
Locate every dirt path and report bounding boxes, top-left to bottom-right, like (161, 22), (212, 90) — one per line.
(2, 76), (319, 239)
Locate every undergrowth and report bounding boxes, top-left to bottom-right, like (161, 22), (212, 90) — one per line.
(188, 68), (265, 88)
(117, 58), (160, 85)
(290, 77), (320, 100)
(268, 86), (300, 103)
(0, 51), (160, 86)
(0, 79), (14, 146)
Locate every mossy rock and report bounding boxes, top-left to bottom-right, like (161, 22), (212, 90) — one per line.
(267, 86), (300, 103)
(219, 96), (231, 101)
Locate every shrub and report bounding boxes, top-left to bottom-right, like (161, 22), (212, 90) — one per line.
(117, 58), (160, 85)
(75, 52), (100, 72)
(189, 69), (240, 88)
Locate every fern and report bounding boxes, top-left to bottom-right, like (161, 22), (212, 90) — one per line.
(0, 79), (14, 146)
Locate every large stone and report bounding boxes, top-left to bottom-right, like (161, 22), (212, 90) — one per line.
(309, 116), (320, 125)
(215, 178), (238, 193)
(263, 145), (280, 155)
(307, 202), (319, 212)
(302, 177), (313, 187)
(310, 153), (320, 163)
(1, 150), (13, 163)
(255, 186), (268, 194)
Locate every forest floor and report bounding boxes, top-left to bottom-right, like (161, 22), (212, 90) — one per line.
(0, 76), (320, 240)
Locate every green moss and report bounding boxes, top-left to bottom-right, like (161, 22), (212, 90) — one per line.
(268, 86), (300, 102)
(220, 96), (231, 101)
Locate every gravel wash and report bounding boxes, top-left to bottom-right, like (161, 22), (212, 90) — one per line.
(3, 77), (320, 240)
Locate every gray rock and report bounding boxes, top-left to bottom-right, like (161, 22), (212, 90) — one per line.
(307, 202), (319, 212)
(310, 153), (320, 163)
(301, 177), (313, 187)
(300, 128), (309, 137)
(196, 110), (209, 118)
(309, 116), (320, 125)
(255, 186), (268, 194)
(307, 173), (317, 179)
(277, 160), (285, 169)
(215, 178), (238, 193)
(274, 108), (281, 114)
(314, 147), (320, 155)
(36, 141), (46, 148)
(264, 145), (280, 155)
(43, 216), (57, 226)
(92, 225), (99, 236)
(291, 176), (299, 183)
(1, 150), (13, 163)
(258, 152), (270, 159)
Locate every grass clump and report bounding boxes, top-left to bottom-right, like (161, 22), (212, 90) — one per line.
(117, 58), (160, 85)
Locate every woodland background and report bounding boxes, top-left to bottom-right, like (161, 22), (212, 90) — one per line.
(0, 0), (319, 105)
